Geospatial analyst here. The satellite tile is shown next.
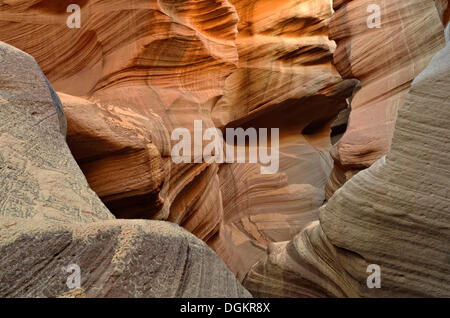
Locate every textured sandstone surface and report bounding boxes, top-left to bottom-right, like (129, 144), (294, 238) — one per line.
(326, 0), (445, 197)
(0, 41), (112, 225)
(0, 0), (237, 255)
(1, 0), (449, 299)
(0, 0), (354, 280)
(212, 0), (354, 128)
(244, 4), (450, 297)
(0, 41), (250, 298)
(210, 0), (358, 278)
(1, 219), (251, 297)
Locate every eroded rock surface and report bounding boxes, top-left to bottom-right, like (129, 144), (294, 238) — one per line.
(244, 7), (450, 297)
(1, 219), (251, 298)
(326, 0), (445, 197)
(211, 0), (357, 277)
(1, 0), (448, 299)
(0, 41), (112, 224)
(0, 41), (250, 298)
(0, 0), (354, 280)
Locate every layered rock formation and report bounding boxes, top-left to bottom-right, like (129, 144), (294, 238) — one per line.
(326, 0), (445, 197)
(0, 0), (237, 259)
(0, 0), (355, 281)
(0, 41), (250, 298)
(1, 0), (448, 299)
(243, 1), (450, 297)
(209, 0), (357, 278)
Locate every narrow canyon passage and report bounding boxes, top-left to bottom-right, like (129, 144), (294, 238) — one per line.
(0, 0), (449, 298)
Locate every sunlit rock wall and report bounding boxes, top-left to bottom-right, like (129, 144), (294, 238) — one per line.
(0, 0), (354, 282)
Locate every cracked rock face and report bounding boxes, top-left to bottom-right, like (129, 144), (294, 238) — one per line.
(0, 42), (111, 224)
(0, 219), (251, 297)
(0, 41), (250, 298)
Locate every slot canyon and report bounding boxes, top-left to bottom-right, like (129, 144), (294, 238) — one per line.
(0, 0), (449, 298)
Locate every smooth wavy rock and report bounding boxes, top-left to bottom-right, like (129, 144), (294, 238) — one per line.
(325, 0), (445, 198)
(213, 163), (326, 279)
(0, 0), (237, 244)
(209, 0), (356, 277)
(61, 93), (165, 219)
(0, 41), (250, 298)
(244, 15), (450, 297)
(212, 0), (354, 128)
(0, 0), (355, 281)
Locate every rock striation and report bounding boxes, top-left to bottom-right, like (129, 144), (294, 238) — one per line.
(0, 41), (250, 298)
(1, 0), (448, 298)
(243, 1), (450, 297)
(210, 0), (357, 278)
(326, 0), (445, 197)
(0, 0), (355, 280)
(0, 0), (237, 256)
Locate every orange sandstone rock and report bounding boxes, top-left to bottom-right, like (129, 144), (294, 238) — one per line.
(326, 0), (445, 198)
(0, 0), (353, 284)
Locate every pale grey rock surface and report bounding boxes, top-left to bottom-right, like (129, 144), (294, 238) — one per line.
(0, 41), (251, 298)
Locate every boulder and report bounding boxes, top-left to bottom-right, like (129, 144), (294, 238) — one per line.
(0, 41), (250, 298)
